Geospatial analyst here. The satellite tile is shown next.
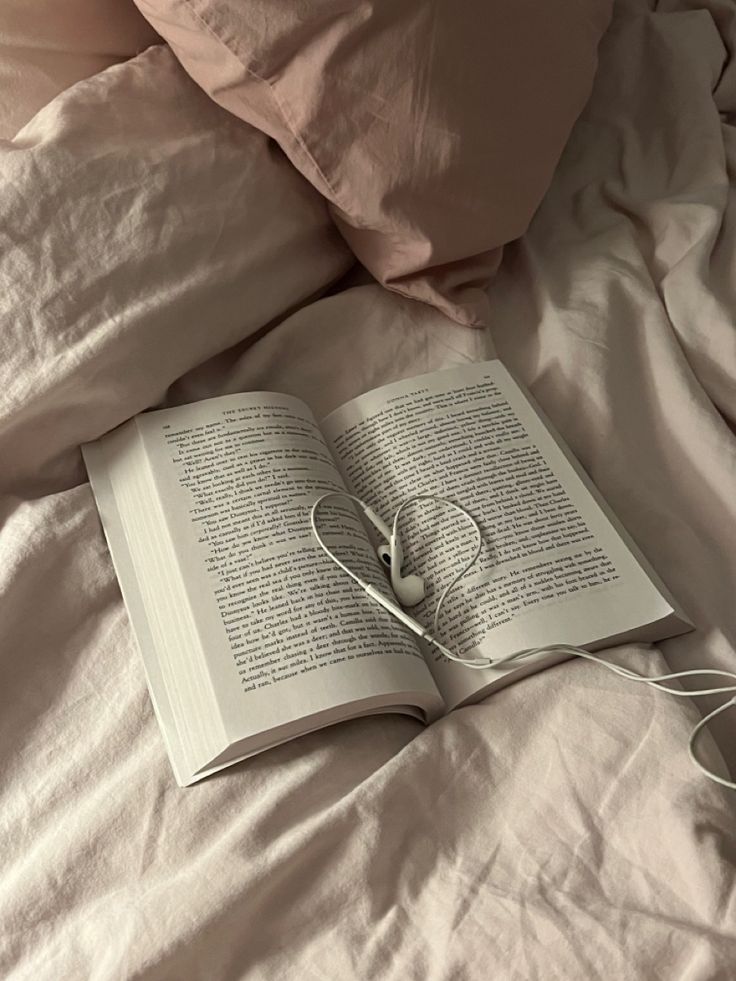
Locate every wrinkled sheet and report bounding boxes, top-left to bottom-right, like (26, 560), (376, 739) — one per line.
(2, 1), (736, 978)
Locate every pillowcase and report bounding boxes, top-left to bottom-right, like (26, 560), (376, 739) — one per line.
(132, 0), (613, 326)
(0, 0), (159, 138)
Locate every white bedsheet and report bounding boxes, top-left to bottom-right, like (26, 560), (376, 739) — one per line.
(2, 1), (735, 977)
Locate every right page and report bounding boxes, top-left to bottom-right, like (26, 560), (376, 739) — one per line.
(321, 361), (690, 710)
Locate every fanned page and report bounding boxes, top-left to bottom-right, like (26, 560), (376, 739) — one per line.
(320, 361), (689, 710)
(86, 392), (442, 784)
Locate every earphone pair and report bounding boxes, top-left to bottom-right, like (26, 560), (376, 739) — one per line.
(310, 492), (484, 665)
(353, 493), (478, 609)
(310, 491), (736, 792)
(353, 498), (426, 608)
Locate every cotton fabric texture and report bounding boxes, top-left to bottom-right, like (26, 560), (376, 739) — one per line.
(132, 0), (613, 326)
(2, 0), (736, 978)
(0, 0), (158, 139)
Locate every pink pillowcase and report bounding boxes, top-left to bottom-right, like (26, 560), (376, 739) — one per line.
(134, 0), (612, 326)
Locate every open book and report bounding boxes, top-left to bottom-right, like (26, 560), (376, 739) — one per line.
(83, 361), (690, 785)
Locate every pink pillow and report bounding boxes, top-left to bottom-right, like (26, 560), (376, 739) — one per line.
(0, 0), (159, 138)
(134, 0), (612, 326)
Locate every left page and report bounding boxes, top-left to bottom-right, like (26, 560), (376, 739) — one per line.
(85, 392), (443, 785)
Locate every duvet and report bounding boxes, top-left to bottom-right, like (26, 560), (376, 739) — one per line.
(2, 0), (736, 978)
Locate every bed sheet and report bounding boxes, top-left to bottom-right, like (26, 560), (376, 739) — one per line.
(2, 0), (736, 978)
(490, 0), (736, 767)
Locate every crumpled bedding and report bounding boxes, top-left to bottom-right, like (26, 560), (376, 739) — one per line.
(2, 0), (736, 978)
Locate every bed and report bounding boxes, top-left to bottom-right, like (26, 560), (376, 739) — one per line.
(2, 0), (735, 977)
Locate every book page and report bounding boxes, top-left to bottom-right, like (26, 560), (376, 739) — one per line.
(321, 362), (681, 709)
(84, 431), (199, 786)
(135, 392), (442, 746)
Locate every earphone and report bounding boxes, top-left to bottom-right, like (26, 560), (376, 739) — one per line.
(355, 496), (428, 607)
(310, 492), (482, 662)
(310, 492), (736, 791)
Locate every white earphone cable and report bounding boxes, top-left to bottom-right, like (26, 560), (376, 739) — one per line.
(689, 697), (736, 789)
(309, 491), (374, 590)
(310, 493), (736, 790)
(390, 494), (482, 639)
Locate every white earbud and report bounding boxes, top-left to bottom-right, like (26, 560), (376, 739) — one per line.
(359, 503), (425, 607)
(377, 543), (392, 568)
(310, 492), (479, 620)
(376, 534), (426, 606)
(309, 491), (736, 793)
(387, 533), (425, 607)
